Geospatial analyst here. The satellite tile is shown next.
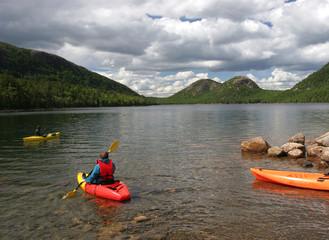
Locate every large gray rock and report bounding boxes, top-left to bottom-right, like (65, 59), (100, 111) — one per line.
(241, 136), (271, 153)
(315, 132), (329, 147)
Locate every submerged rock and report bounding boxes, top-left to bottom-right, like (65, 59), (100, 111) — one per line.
(318, 160), (329, 168)
(98, 222), (127, 240)
(133, 216), (150, 222)
(297, 159), (313, 167)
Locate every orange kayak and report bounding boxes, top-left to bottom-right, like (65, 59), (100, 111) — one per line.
(250, 168), (329, 191)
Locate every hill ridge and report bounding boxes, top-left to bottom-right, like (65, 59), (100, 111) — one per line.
(0, 42), (151, 110)
(155, 62), (329, 104)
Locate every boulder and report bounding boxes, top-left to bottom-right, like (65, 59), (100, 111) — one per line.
(241, 136), (271, 153)
(268, 146), (285, 157)
(288, 133), (305, 144)
(315, 132), (329, 147)
(288, 149), (305, 158)
(321, 147), (329, 162)
(306, 144), (325, 158)
(281, 142), (305, 154)
(297, 159), (313, 167)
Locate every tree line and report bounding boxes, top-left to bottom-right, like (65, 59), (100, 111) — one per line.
(0, 73), (153, 110)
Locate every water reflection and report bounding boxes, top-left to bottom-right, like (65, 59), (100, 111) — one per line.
(252, 180), (329, 201)
(23, 139), (60, 147)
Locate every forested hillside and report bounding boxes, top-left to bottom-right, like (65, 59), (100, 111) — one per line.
(281, 62), (329, 102)
(154, 64), (329, 104)
(154, 77), (285, 104)
(0, 42), (152, 110)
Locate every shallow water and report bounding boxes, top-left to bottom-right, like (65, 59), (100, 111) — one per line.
(1, 104), (329, 239)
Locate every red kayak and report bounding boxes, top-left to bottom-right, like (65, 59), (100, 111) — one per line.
(77, 172), (131, 201)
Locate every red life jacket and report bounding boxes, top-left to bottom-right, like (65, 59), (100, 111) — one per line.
(96, 159), (114, 184)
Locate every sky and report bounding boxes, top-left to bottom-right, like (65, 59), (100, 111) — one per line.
(1, 0), (329, 97)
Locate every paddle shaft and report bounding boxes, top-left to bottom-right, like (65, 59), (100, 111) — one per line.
(75, 181), (84, 191)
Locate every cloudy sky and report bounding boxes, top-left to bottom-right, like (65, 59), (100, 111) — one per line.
(1, 0), (329, 97)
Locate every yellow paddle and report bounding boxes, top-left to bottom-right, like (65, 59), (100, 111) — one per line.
(109, 140), (119, 153)
(62, 140), (119, 199)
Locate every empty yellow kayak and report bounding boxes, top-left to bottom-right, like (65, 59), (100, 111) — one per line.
(250, 168), (329, 191)
(23, 132), (60, 142)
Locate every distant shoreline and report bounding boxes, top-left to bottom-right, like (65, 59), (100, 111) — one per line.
(0, 108), (56, 113)
(2, 102), (329, 114)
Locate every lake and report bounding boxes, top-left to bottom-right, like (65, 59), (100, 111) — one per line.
(1, 104), (329, 239)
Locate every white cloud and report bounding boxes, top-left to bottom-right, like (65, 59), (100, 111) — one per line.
(97, 68), (221, 97)
(299, 42), (329, 63)
(1, 0), (329, 97)
(247, 68), (311, 90)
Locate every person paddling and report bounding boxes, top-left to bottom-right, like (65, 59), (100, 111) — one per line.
(62, 140), (119, 199)
(35, 126), (42, 136)
(84, 151), (116, 185)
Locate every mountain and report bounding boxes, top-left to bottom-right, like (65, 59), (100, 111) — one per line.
(210, 76), (262, 103)
(172, 79), (221, 97)
(156, 76), (278, 104)
(282, 62), (329, 102)
(0, 42), (152, 110)
(155, 64), (329, 104)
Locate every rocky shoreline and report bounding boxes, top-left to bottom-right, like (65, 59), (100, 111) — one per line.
(241, 132), (329, 168)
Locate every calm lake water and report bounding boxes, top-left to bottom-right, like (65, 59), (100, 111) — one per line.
(1, 104), (329, 239)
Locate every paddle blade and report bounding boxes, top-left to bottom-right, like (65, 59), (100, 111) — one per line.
(108, 140), (119, 153)
(62, 181), (85, 199)
(62, 190), (76, 199)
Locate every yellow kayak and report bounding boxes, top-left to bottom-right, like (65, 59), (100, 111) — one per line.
(23, 132), (60, 142)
